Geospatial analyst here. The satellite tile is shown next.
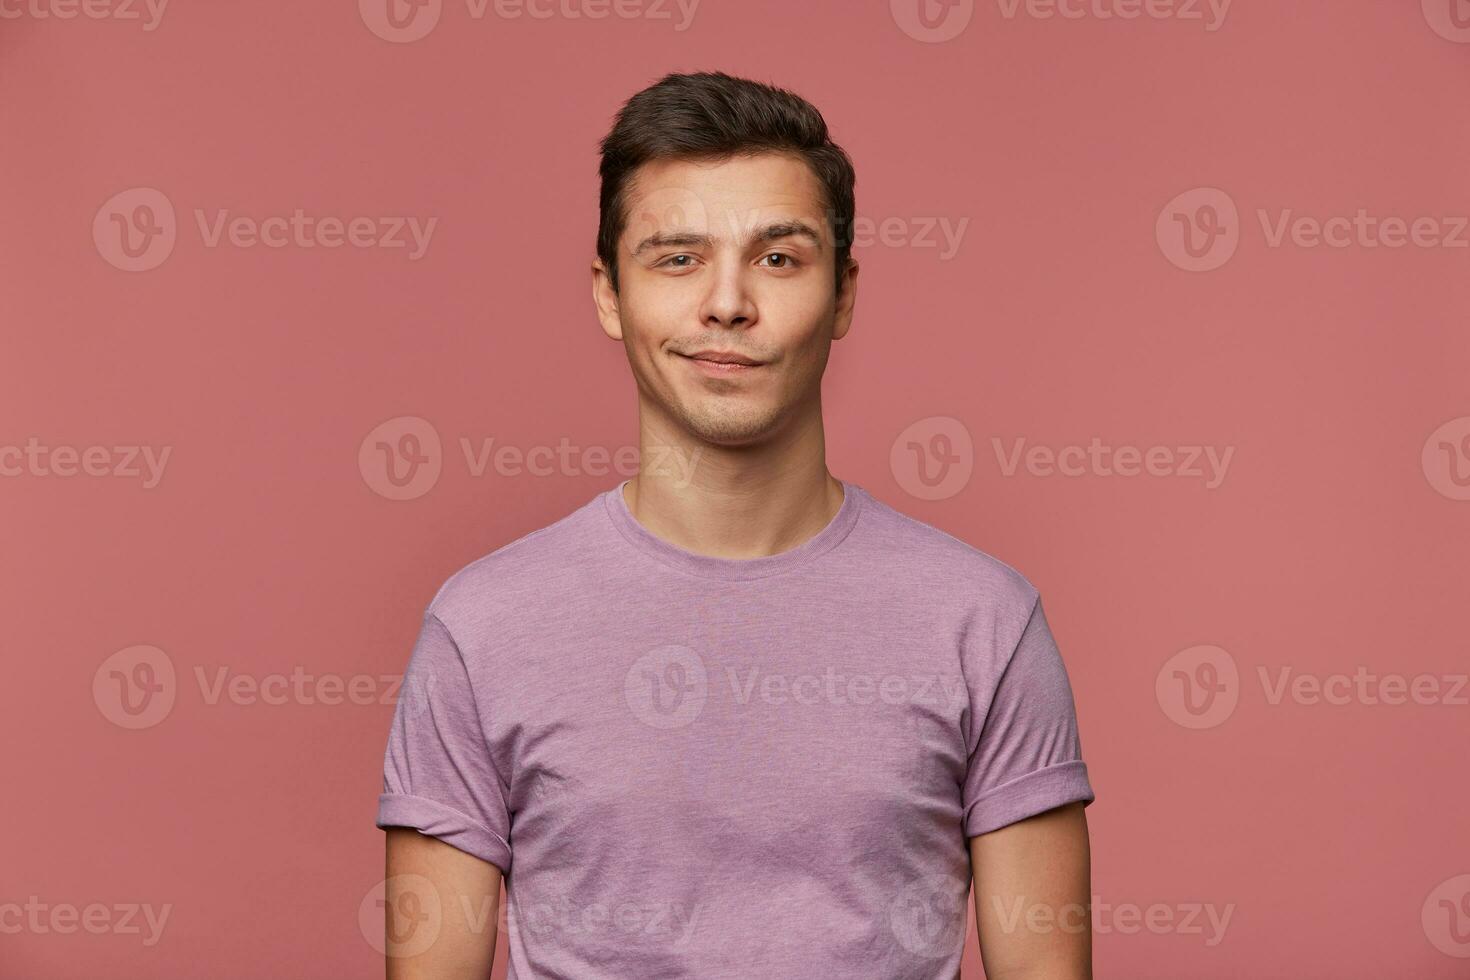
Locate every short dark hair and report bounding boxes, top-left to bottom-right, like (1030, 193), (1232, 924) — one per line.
(597, 71), (856, 294)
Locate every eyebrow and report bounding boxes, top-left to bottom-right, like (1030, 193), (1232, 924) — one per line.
(631, 220), (827, 257)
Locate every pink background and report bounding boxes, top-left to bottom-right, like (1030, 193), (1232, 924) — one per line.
(3, 0), (1468, 976)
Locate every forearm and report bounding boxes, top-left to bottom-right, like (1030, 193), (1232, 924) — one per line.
(971, 801), (1093, 980)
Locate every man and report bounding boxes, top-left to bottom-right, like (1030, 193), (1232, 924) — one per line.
(378, 70), (1095, 979)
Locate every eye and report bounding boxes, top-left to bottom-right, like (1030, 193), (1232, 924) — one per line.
(657, 254), (697, 269)
(760, 252), (798, 269)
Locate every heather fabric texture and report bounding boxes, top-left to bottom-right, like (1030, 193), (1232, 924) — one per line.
(377, 479), (1095, 979)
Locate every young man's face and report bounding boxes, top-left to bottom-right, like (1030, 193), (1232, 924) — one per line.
(593, 152), (857, 448)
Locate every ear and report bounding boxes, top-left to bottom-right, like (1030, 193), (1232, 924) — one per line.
(592, 258), (624, 341)
(831, 257), (859, 341)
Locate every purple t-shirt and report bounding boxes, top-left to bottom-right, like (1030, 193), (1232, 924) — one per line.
(377, 479), (1094, 978)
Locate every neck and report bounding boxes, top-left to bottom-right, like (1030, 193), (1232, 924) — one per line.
(623, 400), (844, 560)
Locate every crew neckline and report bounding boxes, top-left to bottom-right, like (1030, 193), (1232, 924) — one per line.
(602, 477), (866, 581)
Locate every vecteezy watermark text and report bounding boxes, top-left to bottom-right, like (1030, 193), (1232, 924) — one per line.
(93, 187), (437, 272)
(891, 0), (1231, 44)
(1158, 187), (1470, 272)
(0, 898), (172, 947)
(988, 895), (1234, 947)
(358, 415), (703, 501)
(359, 0), (700, 43)
(995, 0), (1230, 29)
(92, 644), (423, 729)
(0, 0), (168, 29)
(1157, 644), (1470, 729)
(624, 647), (970, 730)
(0, 438), (171, 488)
(991, 436), (1233, 489)
(889, 417), (1236, 501)
(193, 209), (436, 258)
(724, 666), (967, 709)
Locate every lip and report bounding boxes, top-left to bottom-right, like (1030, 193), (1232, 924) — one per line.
(675, 350), (767, 377)
(680, 349), (765, 366)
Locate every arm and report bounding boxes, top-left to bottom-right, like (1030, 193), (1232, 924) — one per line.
(384, 827), (502, 979)
(970, 800), (1092, 980)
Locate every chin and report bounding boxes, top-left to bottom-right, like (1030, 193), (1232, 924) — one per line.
(677, 402), (784, 447)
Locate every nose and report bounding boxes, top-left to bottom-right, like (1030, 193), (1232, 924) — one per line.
(698, 256), (757, 330)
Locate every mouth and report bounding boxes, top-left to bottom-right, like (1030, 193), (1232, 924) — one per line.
(674, 350), (767, 376)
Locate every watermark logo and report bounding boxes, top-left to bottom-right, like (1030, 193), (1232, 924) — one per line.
(1157, 187), (1239, 272)
(95, 648), (419, 728)
(1160, 644), (1469, 727)
(1423, 874), (1470, 958)
(1161, 187), (1469, 270)
(891, 416), (974, 501)
(358, 417), (705, 498)
(360, 416), (443, 501)
(625, 184), (709, 258)
(1156, 644), (1238, 729)
(360, 874), (443, 958)
(1423, 0), (1470, 43)
(94, 189), (437, 270)
(93, 645), (177, 730)
(1422, 416), (1470, 501)
(893, 424), (1232, 498)
(891, 0), (975, 42)
(359, 0), (443, 42)
(624, 645), (707, 730)
(94, 187), (176, 272)
(889, 874), (969, 958)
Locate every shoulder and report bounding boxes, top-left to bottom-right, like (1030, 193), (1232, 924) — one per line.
(424, 490), (608, 638)
(854, 486), (1042, 621)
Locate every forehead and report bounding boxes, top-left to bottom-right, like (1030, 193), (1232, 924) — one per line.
(620, 152), (828, 242)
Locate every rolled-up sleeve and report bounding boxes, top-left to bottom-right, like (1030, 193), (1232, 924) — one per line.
(961, 594), (1095, 837)
(376, 610), (512, 873)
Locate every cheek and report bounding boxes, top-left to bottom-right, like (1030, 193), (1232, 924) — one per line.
(618, 286), (686, 343)
(759, 286), (837, 352)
